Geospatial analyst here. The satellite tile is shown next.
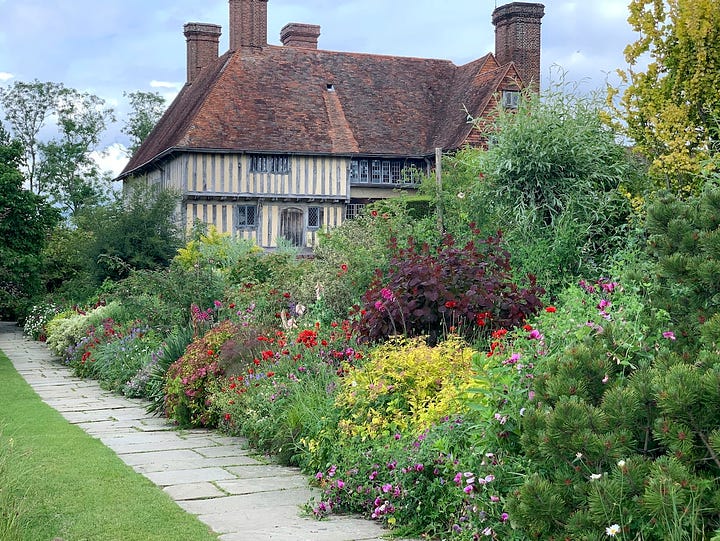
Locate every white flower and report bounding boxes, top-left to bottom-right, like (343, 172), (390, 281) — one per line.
(617, 459), (626, 468)
(576, 452), (583, 460)
(590, 473), (602, 481)
(457, 192), (466, 199)
(605, 523), (621, 536)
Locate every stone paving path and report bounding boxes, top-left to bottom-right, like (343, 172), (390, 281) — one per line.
(0, 322), (400, 541)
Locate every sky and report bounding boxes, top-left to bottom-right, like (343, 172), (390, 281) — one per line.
(0, 0), (642, 177)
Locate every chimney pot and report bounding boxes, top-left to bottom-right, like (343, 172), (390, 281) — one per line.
(492, 2), (545, 91)
(184, 23), (222, 83)
(280, 23), (321, 49)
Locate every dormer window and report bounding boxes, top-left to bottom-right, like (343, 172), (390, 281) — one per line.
(502, 90), (520, 109)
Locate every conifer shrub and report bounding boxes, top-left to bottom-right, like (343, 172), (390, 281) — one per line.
(354, 229), (544, 344)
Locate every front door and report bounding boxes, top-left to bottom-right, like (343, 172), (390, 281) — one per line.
(280, 208), (304, 247)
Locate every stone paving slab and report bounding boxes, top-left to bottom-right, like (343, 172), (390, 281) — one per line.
(0, 322), (400, 541)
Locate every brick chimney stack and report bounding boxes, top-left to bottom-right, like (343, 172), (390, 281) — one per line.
(229, 0), (268, 50)
(492, 2), (545, 90)
(184, 23), (222, 84)
(280, 23), (321, 49)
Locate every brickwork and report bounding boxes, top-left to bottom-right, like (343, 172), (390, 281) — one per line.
(229, 0), (268, 50)
(184, 23), (221, 83)
(280, 23), (321, 49)
(492, 2), (544, 91)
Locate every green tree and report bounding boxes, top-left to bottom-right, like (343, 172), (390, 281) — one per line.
(122, 91), (166, 155)
(79, 184), (182, 284)
(37, 89), (115, 216)
(611, 0), (720, 194)
(0, 81), (114, 215)
(0, 125), (60, 318)
(0, 79), (65, 192)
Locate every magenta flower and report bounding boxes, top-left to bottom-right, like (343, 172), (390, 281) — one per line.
(463, 484), (473, 494)
(663, 331), (676, 340)
(374, 300), (384, 311)
(501, 512), (509, 522)
(380, 288), (395, 301)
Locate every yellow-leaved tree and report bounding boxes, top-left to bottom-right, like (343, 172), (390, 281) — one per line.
(610, 0), (720, 194)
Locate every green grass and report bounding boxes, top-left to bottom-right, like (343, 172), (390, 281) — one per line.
(0, 350), (219, 541)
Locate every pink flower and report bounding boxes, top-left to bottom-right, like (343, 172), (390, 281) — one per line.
(380, 288), (394, 301)
(374, 301), (384, 311)
(663, 331), (676, 340)
(463, 485), (473, 494)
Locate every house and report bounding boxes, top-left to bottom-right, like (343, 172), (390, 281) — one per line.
(117, 0), (544, 250)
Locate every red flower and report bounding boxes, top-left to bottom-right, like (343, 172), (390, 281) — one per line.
(229, 303), (236, 309)
(545, 306), (557, 313)
(445, 300), (457, 309)
(207, 349), (215, 356)
(523, 324), (533, 332)
(261, 350), (274, 360)
(340, 264), (348, 272)
(266, 371), (275, 378)
(371, 210), (378, 217)
(224, 413), (231, 422)
(283, 292), (291, 299)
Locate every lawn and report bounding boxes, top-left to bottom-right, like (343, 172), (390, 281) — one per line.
(0, 350), (219, 541)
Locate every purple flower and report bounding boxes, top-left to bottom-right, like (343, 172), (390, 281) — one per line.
(374, 301), (384, 311)
(380, 288), (394, 301)
(663, 331), (676, 340)
(501, 512), (509, 522)
(463, 484), (473, 494)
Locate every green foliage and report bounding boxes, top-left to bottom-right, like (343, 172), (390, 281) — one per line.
(79, 184), (181, 284)
(456, 82), (641, 291)
(0, 125), (60, 319)
(355, 229), (544, 344)
(0, 79), (66, 192)
(122, 90), (166, 155)
(174, 224), (260, 273)
(499, 274), (720, 540)
(107, 263), (226, 333)
(87, 325), (162, 393)
(44, 301), (126, 358)
(145, 325), (194, 414)
(297, 200), (422, 322)
(612, 0), (720, 191)
(335, 336), (475, 440)
(211, 320), (365, 468)
(40, 225), (96, 305)
(164, 320), (238, 427)
(645, 182), (720, 348)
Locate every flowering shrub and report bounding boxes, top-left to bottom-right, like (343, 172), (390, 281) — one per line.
(335, 336), (476, 439)
(354, 230), (544, 344)
(87, 325), (161, 393)
(65, 317), (126, 378)
(45, 301), (124, 358)
(164, 319), (238, 427)
(22, 302), (61, 340)
(211, 320), (366, 467)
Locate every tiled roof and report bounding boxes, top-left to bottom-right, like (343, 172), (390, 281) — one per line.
(120, 45), (518, 178)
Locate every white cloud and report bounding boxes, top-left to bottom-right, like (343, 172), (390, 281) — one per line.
(91, 142), (129, 178)
(0, 72), (14, 82)
(150, 80), (181, 89)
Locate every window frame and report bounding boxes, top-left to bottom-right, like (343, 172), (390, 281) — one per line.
(248, 154), (291, 174)
(236, 204), (258, 229)
(307, 206), (324, 229)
